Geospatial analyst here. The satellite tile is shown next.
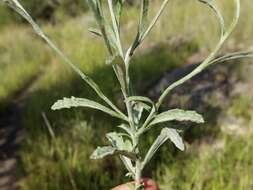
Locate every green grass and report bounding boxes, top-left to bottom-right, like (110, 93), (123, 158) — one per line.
(156, 133), (253, 190)
(0, 25), (51, 108)
(0, 0), (253, 189)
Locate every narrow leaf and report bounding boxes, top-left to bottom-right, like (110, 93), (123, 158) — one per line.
(132, 103), (144, 125)
(117, 124), (134, 136)
(165, 128), (185, 151)
(51, 97), (127, 121)
(199, 0), (225, 36)
(139, 0), (149, 34)
(90, 146), (117, 159)
(142, 127), (184, 169)
(87, 0), (114, 55)
(210, 51), (253, 64)
(106, 132), (133, 152)
(150, 109), (204, 126)
(90, 146), (136, 160)
(126, 96), (154, 106)
(106, 132), (125, 149)
(113, 0), (124, 27)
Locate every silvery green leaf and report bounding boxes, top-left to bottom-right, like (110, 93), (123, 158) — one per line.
(165, 128), (185, 151)
(113, 0), (125, 27)
(107, 0), (124, 57)
(117, 124), (134, 136)
(120, 156), (135, 174)
(87, 0), (115, 54)
(51, 97), (127, 121)
(150, 109), (204, 126)
(133, 103), (144, 125)
(124, 139), (133, 152)
(128, 0), (150, 55)
(126, 96), (154, 112)
(127, 0), (170, 57)
(126, 96), (154, 106)
(106, 132), (125, 149)
(139, 0), (149, 34)
(210, 51), (253, 64)
(106, 132), (133, 151)
(105, 24), (119, 51)
(90, 146), (136, 160)
(90, 146), (117, 159)
(142, 127), (184, 169)
(199, 0), (225, 37)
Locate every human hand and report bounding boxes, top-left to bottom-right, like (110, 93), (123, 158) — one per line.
(112, 178), (159, 190)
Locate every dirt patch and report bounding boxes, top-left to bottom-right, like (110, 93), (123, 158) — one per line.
(0, 73), (42, 190)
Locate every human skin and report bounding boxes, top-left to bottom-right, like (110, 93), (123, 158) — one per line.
(112, 179), (159, 190)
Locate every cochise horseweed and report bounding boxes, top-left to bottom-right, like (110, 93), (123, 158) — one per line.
(2, 0), (253, 189)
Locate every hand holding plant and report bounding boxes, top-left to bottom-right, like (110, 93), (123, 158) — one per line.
(1, 0), (253, 189)
(112, 178), (159, 190)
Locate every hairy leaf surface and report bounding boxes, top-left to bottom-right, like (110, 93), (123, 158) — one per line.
(150, 109), (204, 126)
(142, 127), (184, 169)
(51, 97), (127, 121)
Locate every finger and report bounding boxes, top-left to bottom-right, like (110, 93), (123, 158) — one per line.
(142, 179), (159, 190)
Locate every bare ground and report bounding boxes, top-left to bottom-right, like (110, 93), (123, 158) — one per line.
(0, 73), (42, 190)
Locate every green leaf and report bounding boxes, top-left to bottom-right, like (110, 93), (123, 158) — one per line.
(126, 0), (170, 58)
(90, 146), (117, 159)
(117, 124), (134, 136)
(107, 0), (124, 57)
(126, 96), (155, 125)
(210, 51), (253, 64)
(127, 96), (154, 113)
(139, 0), (149, 34)
(106, 132), (125, 149)
(87, 0), (115, 55)
(126, 96), (154, 106)
(51, 97), (127, 121)
(106, 132), (133, 152)
(165, 128), (185, 151)
(199, 0), (225, 37)
(113, 0), (125, 27)
(142, 127), (184, 169)
(90, 145), (136, 160)
(150, 109), (204, 126)
(132, 103), (144, 125)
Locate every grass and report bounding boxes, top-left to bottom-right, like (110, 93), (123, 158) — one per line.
(0, 24), (51, 108)
(0, 0), (253, 189)
(156, 133), (253, 190)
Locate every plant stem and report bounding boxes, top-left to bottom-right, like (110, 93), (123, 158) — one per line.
(135, 160), (142, 190)
(132, 134), (142, 190)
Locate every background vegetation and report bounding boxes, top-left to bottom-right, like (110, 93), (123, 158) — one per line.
(0, 0), (253, 189)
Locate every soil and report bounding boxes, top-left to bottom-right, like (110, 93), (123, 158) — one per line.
(0, 73), (42, 190)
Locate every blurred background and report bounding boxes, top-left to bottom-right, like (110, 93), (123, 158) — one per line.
(0, 0), (253, 189)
